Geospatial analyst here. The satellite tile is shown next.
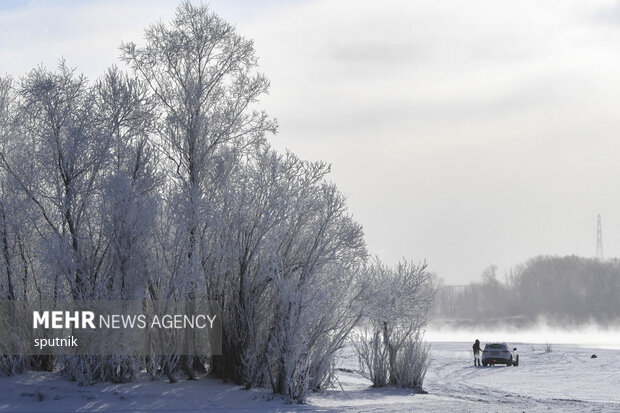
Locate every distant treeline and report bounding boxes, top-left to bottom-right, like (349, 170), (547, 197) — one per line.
(432, 255), (620, 327)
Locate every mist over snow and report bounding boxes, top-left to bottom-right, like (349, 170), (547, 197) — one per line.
(427, 322), (620, 350)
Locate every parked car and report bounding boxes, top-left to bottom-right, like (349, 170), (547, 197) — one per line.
(482, 343), (519, 366)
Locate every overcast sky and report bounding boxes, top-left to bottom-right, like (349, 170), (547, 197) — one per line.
(2, 0), (620, 284)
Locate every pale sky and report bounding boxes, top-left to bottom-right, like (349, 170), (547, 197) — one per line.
(2, 0), (620, 284)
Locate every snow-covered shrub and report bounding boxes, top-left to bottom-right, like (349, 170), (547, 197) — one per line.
(354, 328), (390, 387)
(392, 334), (431, 389)
(62, 356), (100, 385)
(100, 356), (138, 383)
(62, 355), (138, 385)
(0, 355), (25, 376)
(354, 329), (431, 389)
(354, 259), (435, 389)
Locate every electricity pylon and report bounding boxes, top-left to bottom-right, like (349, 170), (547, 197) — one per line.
(597, 214), (604, 260)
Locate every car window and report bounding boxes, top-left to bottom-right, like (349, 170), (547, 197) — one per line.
(485, 343), (506, 349)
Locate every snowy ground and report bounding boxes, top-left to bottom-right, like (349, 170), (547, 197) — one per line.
(312, 342), (620, 412)
(1, 340), (620, 412)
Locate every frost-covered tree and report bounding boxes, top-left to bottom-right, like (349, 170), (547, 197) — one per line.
(95, 66), (159, 300)
(433, 255), (620, 326)
(0, 77), (17, 302)
(0, 62), (112, 300)
(120, 0), (276, 286)
(214, 149), (366, 400)
(0, 2), (435, 402)
(120, 1), (277, 379)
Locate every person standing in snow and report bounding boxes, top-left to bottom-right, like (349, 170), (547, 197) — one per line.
(473, 339), (482, 366)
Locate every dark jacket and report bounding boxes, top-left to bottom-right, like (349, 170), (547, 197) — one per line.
(473, 341), (481, 354)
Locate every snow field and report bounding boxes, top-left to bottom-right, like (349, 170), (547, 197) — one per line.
(1, 341), (619, 412)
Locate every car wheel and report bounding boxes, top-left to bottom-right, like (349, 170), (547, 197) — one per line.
(513, 356), (519, 367)
(482, 362), (487, 366)
(507, 357), (512, 367)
